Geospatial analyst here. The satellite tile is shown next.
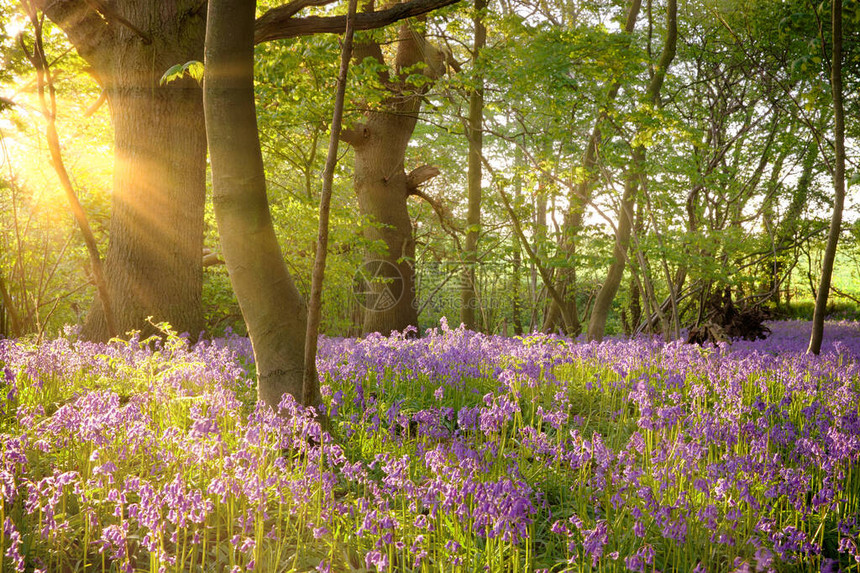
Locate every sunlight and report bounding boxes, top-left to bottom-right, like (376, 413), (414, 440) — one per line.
(1, 77), (113, 229)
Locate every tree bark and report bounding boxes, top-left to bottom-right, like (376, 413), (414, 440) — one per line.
(205, 0), (316, 410)
(543, 0), (642, 334)
(587, 0), (676, 342)
(0, 272), (20, 338)
(808, 0), (844, 355)
(348, 22), (444, 335)
(460, 0), (487, 331)
(303, 0), (358, 404)
(36, 0), (207, 342)
(587, 159), (638, 341)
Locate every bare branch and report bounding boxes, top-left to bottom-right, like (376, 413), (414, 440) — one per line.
(83, 89), (106, 117)
(202, 248), (225, 267)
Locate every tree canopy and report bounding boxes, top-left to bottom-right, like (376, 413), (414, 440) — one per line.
(0, 0), (857, 360)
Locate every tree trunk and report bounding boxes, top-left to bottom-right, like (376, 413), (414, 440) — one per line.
(543, 0), (642, 334)
(808, 0), (844, 355)
(87, 83), (205, 340)
(587, 161), (638, 341)
(0, 272), (19, 337)
(205, 0), (317, 409)
(352, 112), (420, 335)
(37, 0), (207, 342)
(511, 149), (524, 335)
(531, 188), (547, 330)
(460, 0), (486, 331)
(303, 0), (358, 404)
(587, 0), (676, 342)
(347, 22), (443, 335)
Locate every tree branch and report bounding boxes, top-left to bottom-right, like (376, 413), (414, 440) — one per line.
(27, 0), (115, 66)
(83, 89), (106, 117)
(82, 0), (151, 44)
(254, 0), (461, 43)
(268, 0), (339, 21)
(405, 164), (439, 193)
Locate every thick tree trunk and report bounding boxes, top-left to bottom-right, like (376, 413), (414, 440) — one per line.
(352, 111), (420, 334)
(205, 0), (316, 409)
(37, 0), (207, 342)
(808, 0), (844, 355)
(84, 77), (206, 340)
(460, 0), (487, 331)
(347, 22), (443, 335)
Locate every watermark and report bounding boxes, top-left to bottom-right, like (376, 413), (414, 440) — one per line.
(353, 259), (510, 314)
(353, 259), (406, 312)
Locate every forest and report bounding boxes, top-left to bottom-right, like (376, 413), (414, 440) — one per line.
(1, 0), (860, 571)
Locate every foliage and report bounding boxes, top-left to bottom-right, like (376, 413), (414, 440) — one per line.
(159, 61), (204, 86)
(1, 0), (859, 338)
(0, 12), (111, 337)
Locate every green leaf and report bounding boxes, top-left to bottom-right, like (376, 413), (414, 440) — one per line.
(183, 61), (204, 82)
(159, 60), (204, 86)
(159, 63), (185, 86)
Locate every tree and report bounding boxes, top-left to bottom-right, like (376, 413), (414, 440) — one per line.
(809, 0), (845, 354)
(205, 0), (318, 410)
(541, 0), (642, 335)
(343, 18), (448, 335)
(31, 0), (207, 341)
(303, 0), (358, 404)
(587, 0), (676, 341)
(460, 0), (487, 331)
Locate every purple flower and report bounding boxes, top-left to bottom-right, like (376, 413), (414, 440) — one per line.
(365, 550), (389, 571)
(582, 520), (609, 566)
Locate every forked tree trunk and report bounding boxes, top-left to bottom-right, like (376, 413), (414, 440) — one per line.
(205, 0), (317, 409)
(542, 0), (642, 334)
(587, 0), (676, 341)
(36, 0), (206, 342)
(346, 22), (444, 335)
(587, 162), (638, 341)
